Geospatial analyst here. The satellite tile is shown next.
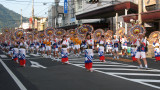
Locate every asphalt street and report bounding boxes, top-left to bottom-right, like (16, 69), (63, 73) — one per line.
(0, 50), (160, 90)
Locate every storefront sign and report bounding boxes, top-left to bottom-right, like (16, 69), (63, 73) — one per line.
(70, 18), (76, 22)
(64, 0), (68, 13)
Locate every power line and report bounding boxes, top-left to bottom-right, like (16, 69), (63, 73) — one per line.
(2, 0), (91, 3)
(1, 1), (52, 6)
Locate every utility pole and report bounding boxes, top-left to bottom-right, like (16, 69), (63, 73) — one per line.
(21, 9), (23, 29)
(55, 0), (60, 28)
(138, 0), (142, 25)
(32, 0), (34, 30)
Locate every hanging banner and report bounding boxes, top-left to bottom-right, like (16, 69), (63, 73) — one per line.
(64, 0), (68, 14)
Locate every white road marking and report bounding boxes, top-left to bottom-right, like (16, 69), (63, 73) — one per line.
(73, 64), (138, 68)
(30, 54), (40, 57)
(69, 61), (106, 64)
(69, 58), (84, 60)
(130, 79), (160, 82)
(25, 55), (30, 57)
(69, 58), (160, 89)
(93, 68), (160, 72)
(0, 55), (7, 58)
(2, 59), (11, 61)
(94, 69), (160, 90)
(0, 59), (27, 90)
(30, 61), (47, 69)
(105, 72), (160, 76)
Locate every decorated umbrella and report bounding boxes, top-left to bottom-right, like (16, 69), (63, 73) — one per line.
(105, 30), (113, 39)
(129, 24), (146, 38)
(27, 33), (34, 40)
(45, 27), (55, 37)
(149, 31), (160, 43)
(116, 27), (125, 36)
(14, 29), (24, 39)
(54, 29), (66, 37)
(34, 30), (39, 35)
(38, 31), (45, 39)
(76, 24), (94, 35)
(2, 27), (10, 34)
(77, 34), (86, 40)
(67, 29), (76, 35)
(93, 29), (104, 41)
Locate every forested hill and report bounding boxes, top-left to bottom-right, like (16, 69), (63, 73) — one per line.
(0, 4), (28, 29)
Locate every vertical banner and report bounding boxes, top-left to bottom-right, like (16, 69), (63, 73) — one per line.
(64, 0), (68, 13)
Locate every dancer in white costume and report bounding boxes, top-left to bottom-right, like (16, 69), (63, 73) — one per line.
(98, 35), (106, 62)
(61, 35), (69, 64)
(19, 37), (27, 67)
(85, 33), (94, 72)
(112, 35), (119, 59)
(135, 33), (148, 69)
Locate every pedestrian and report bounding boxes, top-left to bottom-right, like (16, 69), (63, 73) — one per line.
(135, 33), (148, 69)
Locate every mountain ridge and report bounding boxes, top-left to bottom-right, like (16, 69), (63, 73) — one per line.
(0, 4), (28, 30)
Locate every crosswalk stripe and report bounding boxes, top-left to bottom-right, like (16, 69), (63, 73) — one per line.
(93, 68), (160, 72)
(69, 61), (104, 64)
(74, 64), (138, 68)
(93, 69), (160, 90)
(69, 60), (125, 65)
(25, 55), (30, 57)
(130, 79), (160, 82)
(69, 57), (84, 59)
(106, 72), (160, 76)
(65, 53), (160, 89)
(0, 55), (7, 58)
(30, 54), (40, 57)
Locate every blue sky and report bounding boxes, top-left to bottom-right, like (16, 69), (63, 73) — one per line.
(0, 0), (64, 18)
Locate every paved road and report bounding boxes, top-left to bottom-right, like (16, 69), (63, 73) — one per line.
(0, 50), (160, 90)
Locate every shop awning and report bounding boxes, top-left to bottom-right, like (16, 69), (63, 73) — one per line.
(76, 1), (138, 20)
(58, 23), (109, 30)
(57, 25), (78, 30)
(123, 9), (160, 23)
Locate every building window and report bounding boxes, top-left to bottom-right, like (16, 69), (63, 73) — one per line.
(71, 9), (75, 18)
(71, 0), (74, 5)
(77, 0), (82, 9)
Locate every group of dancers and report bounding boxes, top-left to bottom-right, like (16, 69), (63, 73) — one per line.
(0, 31), (150, 71)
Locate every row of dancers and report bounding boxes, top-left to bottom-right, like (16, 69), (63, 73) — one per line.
(0, 33), (149, 71)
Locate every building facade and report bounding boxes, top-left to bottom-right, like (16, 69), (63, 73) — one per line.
(75, 0), (138, 33)
(48, 5), (64, 28)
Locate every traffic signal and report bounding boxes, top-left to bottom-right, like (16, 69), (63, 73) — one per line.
(88, 0), (99, 3)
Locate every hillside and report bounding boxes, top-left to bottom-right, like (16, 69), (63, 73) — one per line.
(0, 4), (28, 29)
